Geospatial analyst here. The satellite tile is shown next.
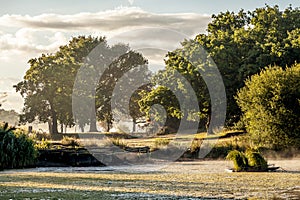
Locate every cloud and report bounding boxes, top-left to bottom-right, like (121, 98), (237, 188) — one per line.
(0, 28), (68, 53)
(0, 7), (211, 64)
(0, 7), (210, 35)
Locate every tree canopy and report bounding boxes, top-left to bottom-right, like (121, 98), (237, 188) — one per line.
(199, 5), (300, 124)
(139, 5), (300, 132)
(15, 36), (104, 133)
(236, 64), (300, 149)
(15, 36), (148, 133)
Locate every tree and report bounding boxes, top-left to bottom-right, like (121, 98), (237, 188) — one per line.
(15, 36), (104, 134)
(16, 35), (148, 133)
(199, 5), (300, 125)
(140, 5), (300, 131)
(236, 64), (300, 149)
(110, 66), (152, 133)
(95, 50), (148, 132)
(0, 109), (19, 126)
(139, 85), (182, 132)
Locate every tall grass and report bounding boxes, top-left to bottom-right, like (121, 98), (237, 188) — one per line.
(110, 138), (127, 149)
(61, 136), (81, 147)
(0, 123), (37, 170)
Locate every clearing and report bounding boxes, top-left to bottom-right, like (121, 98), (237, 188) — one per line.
(0, 159), (299, 199)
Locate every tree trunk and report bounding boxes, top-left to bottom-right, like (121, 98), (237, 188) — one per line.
(48, 101), (58, 134)
(106, 118), (110, 132)
(50, 109), (58, 134)
(206, 114), (212, 134)
(132, 118), (136, 133)
(60, 123), (63, 133)
(48, 119), (52, 134)
(79, 124), (85, 132)
(89, 108), (98, 132)
(89, 120), (97, 132)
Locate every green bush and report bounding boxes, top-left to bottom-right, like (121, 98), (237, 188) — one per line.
(226, 149), (268, 172)
(236, 64), (300, 149)
(226, 150), (248, 172)
(245, 149), (268, 171)
(35, 138), (51, 150)
(0, 123), (37, 170)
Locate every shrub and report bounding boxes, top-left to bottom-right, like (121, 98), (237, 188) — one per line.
(226, 150), (248, 172)
(226, 149), (268, 172)
(35, 138), (51, 150)
(34, 130), (51, 141)
(236, 64), (300, 149)
(0, 123), (37, 170)
(245, 149), (268, 171)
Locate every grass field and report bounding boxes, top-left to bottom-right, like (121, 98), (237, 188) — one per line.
(0, 160), (299, 200)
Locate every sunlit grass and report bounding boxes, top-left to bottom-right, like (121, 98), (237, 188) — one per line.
(0, 169), (299, 199)
(74, 130), (243, 151)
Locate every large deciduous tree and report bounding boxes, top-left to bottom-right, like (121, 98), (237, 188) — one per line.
(15, 36), (104, 133)
(94, 51), (148, 132)
(140, 5), (300, 131)
(202, 5), (300, 125)
(15, 35), (147, 133)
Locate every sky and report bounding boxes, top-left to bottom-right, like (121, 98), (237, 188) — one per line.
(0, 0), (299, 112)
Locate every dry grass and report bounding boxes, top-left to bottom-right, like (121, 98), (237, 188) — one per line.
(76, 131), (227, 149)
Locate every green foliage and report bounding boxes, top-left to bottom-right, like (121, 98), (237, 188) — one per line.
(236, 64), (300, 149)
(139, 86), (182, 125)
(154, 138), (170, 148)
(202, 5), (300, 125)
(97, 54), (148, 132)
(15, 35), (148, 133)
(226, 150), (248, 171)
(14, 36), (105, 133)
(226, 149), (268, 172)
(35, 138), (50, 150)
(0, 123), (37, 170)
(140, 5), (300, 132)
(245, 149), (268, 171)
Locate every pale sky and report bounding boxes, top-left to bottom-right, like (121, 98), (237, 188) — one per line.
(0, 0), (299, 112)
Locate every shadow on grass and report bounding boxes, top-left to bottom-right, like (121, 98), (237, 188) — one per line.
(0, 185), (235, 200)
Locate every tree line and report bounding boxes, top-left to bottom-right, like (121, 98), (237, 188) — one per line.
(15, 5), (300, 149)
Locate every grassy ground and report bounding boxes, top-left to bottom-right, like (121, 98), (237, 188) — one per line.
(69, 130), (244, 150)
(0, 160), (299, 200)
